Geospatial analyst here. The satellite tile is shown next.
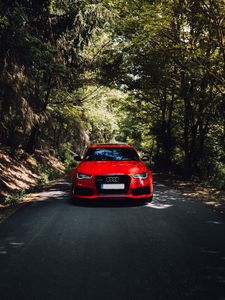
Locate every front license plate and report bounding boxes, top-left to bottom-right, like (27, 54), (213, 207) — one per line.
(101, 184), (125, 190)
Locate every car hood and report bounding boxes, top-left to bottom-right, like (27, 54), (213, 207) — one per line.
(77, 161), (147, 175)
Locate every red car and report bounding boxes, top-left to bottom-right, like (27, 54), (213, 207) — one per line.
(71, 144), (153, 202)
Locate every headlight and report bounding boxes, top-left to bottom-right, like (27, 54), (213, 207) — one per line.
(132, 172), (148, 179)
(77, 173), (93, 180)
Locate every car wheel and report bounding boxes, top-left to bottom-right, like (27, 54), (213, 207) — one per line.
(70, 185), (76, 202)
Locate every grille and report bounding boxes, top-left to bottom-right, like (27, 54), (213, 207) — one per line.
(95, 175), (131, 195)
(132, 186), (150, 196)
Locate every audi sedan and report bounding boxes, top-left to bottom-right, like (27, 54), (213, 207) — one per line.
(71, 144), (153, 202)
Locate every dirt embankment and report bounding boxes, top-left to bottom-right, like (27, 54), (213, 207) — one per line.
(0, 147), (65, 204)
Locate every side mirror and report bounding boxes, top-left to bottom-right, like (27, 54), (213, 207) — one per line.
(141, 155), (150, 162)
(74, 155), (82, 161)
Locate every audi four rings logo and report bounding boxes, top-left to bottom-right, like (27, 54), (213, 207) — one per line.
(106, 176), (120, 183)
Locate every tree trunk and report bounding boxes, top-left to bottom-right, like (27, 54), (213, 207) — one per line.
(25, 124), (39, 154)
(181, 74), (192, 178)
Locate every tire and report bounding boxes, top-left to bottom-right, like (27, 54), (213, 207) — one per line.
(69, 185), (76, 203)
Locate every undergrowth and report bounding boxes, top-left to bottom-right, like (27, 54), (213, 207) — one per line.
(4, 190), (26, 205)
(37, 165), (64, 186)
(4, 166), (65, 205)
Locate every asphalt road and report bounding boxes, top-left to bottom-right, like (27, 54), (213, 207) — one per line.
(0, 179), (225, 300)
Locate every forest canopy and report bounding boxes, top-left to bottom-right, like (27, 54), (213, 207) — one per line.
(0, 0), (225, 189)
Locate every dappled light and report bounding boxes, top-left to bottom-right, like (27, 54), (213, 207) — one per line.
(142, 182), (184, 210)
(0, 236), (25, 255)
(0, 149), (65, 203)
(155, 174), (225, 212)
(145, 202), (173, 209)
(0, 150), (38, 197)
(30, 191), (66, 202)
(0, 1), (225, 299)
(207, 221), (223, 225)
(0, 179), (225, 299)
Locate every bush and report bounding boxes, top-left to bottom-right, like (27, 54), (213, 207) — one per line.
(37, 165), (64, 186)
(4, 190), (25, 205)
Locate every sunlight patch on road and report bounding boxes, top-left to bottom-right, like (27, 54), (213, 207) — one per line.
(145, 202), (173, 209)
(9, 242), (24, 247)
(36, 190), (65, 199)
(26, 190), (66, 202)
(205, 201), (221, 207)
(207, 220), (223, 225)
(0, 238), (25, 255)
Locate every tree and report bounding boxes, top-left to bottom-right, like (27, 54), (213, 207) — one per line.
(98, 0), (225, 185)
(0, 0), (109, 154)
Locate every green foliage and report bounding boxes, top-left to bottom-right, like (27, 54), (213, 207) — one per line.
(0, 0), (110, 154)
(81, 85), (123, 144)
(58, 142), (79, 168)
(0, 16), (9, 29)
(97, 0), (225, 188)
(37, 165), (64, 186)
(1, 0), (225, 191)
(4, 191), (26, 205)
(37, 171), (49, 186)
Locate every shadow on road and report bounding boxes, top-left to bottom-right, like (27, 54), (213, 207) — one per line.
(1, 179), (225, 300)
(70, 199), (148, 208)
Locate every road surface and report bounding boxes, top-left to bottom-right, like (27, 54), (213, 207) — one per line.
(0, 179), (225, 300)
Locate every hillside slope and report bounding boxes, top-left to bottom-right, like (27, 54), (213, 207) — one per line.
(0, 148), (65, 203)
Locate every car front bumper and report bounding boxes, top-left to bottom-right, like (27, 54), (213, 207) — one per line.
(72, 174), (153, 201)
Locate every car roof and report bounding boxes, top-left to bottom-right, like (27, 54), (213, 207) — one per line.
(89, 143), (133, 149)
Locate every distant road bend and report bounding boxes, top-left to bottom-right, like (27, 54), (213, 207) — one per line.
(0, 178), (225, 300)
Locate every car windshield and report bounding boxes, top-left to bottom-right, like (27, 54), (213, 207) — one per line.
(83, 148), (139, 161)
